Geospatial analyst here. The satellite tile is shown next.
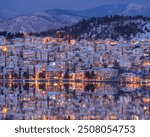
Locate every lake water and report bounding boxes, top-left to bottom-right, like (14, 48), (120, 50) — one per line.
(0, 82), (150, 120)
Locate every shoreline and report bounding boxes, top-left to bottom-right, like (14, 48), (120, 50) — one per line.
(0, 79), (148, 84)
(0, 79), (119, 83)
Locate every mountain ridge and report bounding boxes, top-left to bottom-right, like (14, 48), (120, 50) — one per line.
(53, 15), (150, 41)
(0, 3), (150, 33)
(0, 12), (82, 33)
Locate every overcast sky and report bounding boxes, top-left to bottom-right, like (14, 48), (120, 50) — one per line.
(0, 0), (150, 13)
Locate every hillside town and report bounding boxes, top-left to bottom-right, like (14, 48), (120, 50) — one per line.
(0, 35), (150, 84)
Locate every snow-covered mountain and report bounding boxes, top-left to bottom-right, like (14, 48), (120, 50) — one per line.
(56, 16), (150, 40)
(72, 3), (150, 17)
(75, 4), (127, 17)
(0, 15), (65, 33)
(0, 10), (82, 33)
(0, 3), (150, 33)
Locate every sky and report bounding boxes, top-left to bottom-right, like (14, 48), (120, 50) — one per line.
(0, 0), (150, 14)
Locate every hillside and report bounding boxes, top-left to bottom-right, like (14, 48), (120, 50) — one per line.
(0, 3), (150, 33)
(53, 15), (150, 41)
(0, 11), (82, 33)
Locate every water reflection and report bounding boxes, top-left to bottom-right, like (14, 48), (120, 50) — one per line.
(0, 82), (150, 120)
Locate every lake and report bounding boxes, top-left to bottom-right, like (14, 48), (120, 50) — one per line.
(0, 82), (150, 120)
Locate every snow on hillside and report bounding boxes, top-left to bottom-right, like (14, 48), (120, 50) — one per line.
(57, 16), (150, 41)
(134, 22), (150, 39)
(0, 3), (150, 33)
(0, 16), (64, 33)
(0, 13), (82, 33)
(89, 19), (150, 40)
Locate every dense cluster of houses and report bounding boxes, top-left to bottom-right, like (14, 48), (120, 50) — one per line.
(0, 35), (150, 83)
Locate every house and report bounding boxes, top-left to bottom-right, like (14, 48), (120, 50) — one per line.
(45, 66), (61, 80)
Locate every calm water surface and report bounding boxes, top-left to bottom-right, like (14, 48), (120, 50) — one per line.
(0, 82), (150, 120)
